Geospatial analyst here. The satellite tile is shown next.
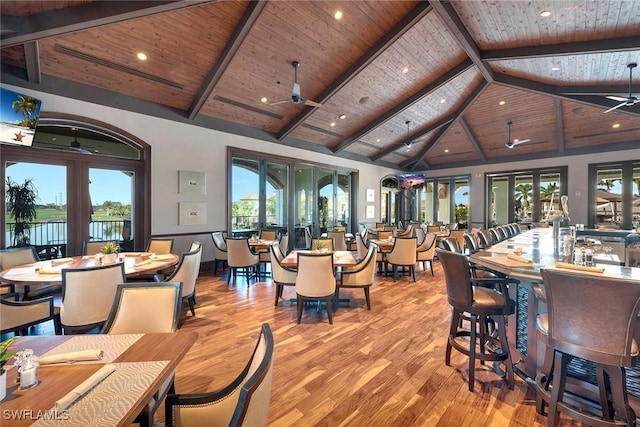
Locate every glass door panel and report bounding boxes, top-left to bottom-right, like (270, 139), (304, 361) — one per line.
(540, 173), (560, 221)
(423, 181), (434, 224)
(491, 177), (509, 226)
(514, 175), (533, 223)
(265, 162), (288, 233)
(5, 162), (67, 258)
(88, 168), (134, 250)
(454, 179), (469, 227)
(634, 167), (640, 228)
(294, 166), (314, 247)
(317, 170), (333, 234)
(596, 169), (622, 228)
(337, 173), (350, 230)
(437, 181), (450, 224)
(231, 158), (260, 236)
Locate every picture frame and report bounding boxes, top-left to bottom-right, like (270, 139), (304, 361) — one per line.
(626, 247), (640, 267)
(179, 202), (207, 226)
(179, 170), (206, 195)
(366, 205), (375, 219)
(366, 188), (375, 203)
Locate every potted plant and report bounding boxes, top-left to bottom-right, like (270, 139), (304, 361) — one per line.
(0, 337), (18, 401)
(5, 178), (38, 247)
(101, 242), (119, 264)
(314, 240), (327, 253)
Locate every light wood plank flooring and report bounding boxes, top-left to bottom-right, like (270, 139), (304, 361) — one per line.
(22, 258), (589, 426)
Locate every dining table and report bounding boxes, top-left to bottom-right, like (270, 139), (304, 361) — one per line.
(280, 250), (356, 268)
(0, 253), (180, 296)
(1, 331), (197, 426)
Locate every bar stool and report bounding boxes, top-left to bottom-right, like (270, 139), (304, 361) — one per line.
(437, 248), (518, 391)
(536, 269), (640, 427)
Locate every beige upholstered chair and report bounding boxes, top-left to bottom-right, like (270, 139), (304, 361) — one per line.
(449, 230), (466, 252)
(416, 233), (437, 275)
(146, 238), (174, 254)
(477, 229), (494, 248)
(270, 244), (296, 307)
(333, 226), (346, 233)
(165, 323), (274, 427)
(278, 234), (289, 256)
(295, 252), (336, 324)
(304, 226), (313, 249)
(1, 293), (61, 335)
(415, 226), (426, 245)
(82, 239), (118, 255)
(397, 224), (414, 237)
(385, 237), (417, 281)
(355, 233), (368, 262)
(427, 225), (441, 233)
(0, 246), (55, 300)
(327, 231), (347, 251)
(101, 282), (182, 334)
(310, 238), (334, 252)
(337, 244), (377, 310)
(211, 231), (228, 275)
(60, 262), (125, 334)
(259, 229), (277, 240)
(160, 242), (201, 318)
(227, 238), (259, 286)
(377, 230), (393, 240)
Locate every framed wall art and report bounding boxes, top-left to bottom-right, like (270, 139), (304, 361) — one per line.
(179, 202), (207, 226)
(179, 170), (206, 195)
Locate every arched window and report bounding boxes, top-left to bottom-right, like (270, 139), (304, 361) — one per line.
(1, 113), (150, 257)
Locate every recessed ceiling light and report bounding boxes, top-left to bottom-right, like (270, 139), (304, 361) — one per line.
(440, 98), (446, 104)
(260, 97), (268, 103)
(444, 149), (449, 153)
(540, 10), (551, 17)
(334, 10), (342, 20)
(401, 67), (409, 74)
(551, 66), (560, 71)
(51, 137), (57, 141)
(137, 52), (147, 61)
(499, 100), (506, 105)
(376, 138), (380, 143)
(339, 114), (346, 120)
(330, 122), (336, 127)
(612, 123), (621, 128)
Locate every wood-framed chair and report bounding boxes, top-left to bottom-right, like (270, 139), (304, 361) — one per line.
(327, 231), (348, 251)
(82, 239), (118, 256)
(226, 237), (259, 286)
(270, 244), (296, 307)
(437, 248), (518, 391)
(0, 246), (58, 300)
(278, 233), (289, 256)
(165, 323), (274, 427)
(259, 229), (277, 241)
(310, 238), (334, 252)
(385, 237), (417, 281)
(336, 244), (377, 310)
(295, 252), (336, 324)
(211, 231), (228, 275)
(60, 262), (126, 334)
(1, 293), (61, 335)
(146, 237), (174, 254)
(304, 226), (313, 249)
(157, 242), (202, 319)
(416, 233), (437, 275)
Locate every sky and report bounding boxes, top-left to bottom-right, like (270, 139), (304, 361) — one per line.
(0, 87), (43, 125)
(6, 163), (132, 205)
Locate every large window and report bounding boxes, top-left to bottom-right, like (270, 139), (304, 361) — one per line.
(2, 116), (149, 255)
(486, 167), (567, 227)
(418, 175), (470, 226)
(589, 161), (639, 229)
(229, 148), (355, 248)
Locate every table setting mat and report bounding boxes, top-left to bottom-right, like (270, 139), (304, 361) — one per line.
(40, 334), (143, 364)
(479, 255), (535, 267)
(33, 360), (168, 427)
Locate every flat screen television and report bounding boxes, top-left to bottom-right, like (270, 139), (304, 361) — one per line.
(399, 173), (426, 189)
(0, 87), (43, 147)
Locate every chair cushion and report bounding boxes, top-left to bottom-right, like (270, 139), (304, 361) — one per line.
(472, 286), (506, 307)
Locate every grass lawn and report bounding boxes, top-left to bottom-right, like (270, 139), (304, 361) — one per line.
(5, 208), (126, 222)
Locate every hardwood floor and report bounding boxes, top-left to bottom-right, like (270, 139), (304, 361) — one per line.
(20, 258), (588, 426)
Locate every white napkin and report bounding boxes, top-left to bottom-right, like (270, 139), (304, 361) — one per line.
(39, 350), (103, 365)
(134, 258), (153, 267)
(123, 252), (142, 257)
(554, 261), (605, 273)
(55, 364), (116, 412)
(153, 254), (175, 261)
(506, 252), (533, 264)
(51, 257), (74, 266)
(37, 267), (62, 275)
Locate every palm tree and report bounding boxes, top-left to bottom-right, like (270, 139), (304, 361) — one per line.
(10, 95), (40, 128)
(5, 177), (38, 246)
(515, 183), (533, 209)
(540, 182), (558, 201)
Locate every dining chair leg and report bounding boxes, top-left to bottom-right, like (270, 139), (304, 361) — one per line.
(296, 295), (304, 323)
(364, 287), (371, 310)
(325, 298), (333, 324)
(187, 295), (195, 316)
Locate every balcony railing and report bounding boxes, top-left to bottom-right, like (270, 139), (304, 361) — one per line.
(5, 220), (127, 246)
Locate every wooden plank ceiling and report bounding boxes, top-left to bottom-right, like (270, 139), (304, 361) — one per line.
(1, 0), (639, 171)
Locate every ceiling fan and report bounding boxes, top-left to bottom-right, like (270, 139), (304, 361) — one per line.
(604, 62), (639, 113)
(39, 128), (101, 154)
(270, 61), (322, 108)
(504, 121), (531, 149)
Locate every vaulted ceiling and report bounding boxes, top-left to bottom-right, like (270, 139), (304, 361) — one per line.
(1, 0), (639, 171)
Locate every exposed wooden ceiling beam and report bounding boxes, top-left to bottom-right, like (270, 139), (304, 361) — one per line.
(430, 0), (493, 82)
(494, 72), (640, 117)
(23, 41), (41, 84)
(370, 115), (453, 162)
(401, 80), (490, 169)
(275, 1), (433, 141)
(0, 0), (216, 48)
(460, 117), (487, 163)
(188, 0), (267, 120)
(483, 36), (640, 60)
(554, 99), (565, 155)
(556, 85), (632, 96)
(332, 58), (474, 154)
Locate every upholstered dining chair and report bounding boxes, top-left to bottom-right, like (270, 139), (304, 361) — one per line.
(226, 237), (259, 286)
(259, 229), (277, 240)
(440, 237), (462, 253)
(82, 239), (118, 255)
(327, 231), (348, 251)
(489, 228), (503, 243)
(427, 225), (441, 233)
(336, 244), (377, 310)
(437, 248), (518, 392)
(165, 323), (274, 427)
(416, 233), (437, 275)
(278, 233), (289, 256)
(310, 238), (334, 252)
(333, 225), (346, 233)
(158, 242), (201, 319)
(60, 262), (126, 334)
(535, 269), (640, 427)
(211, 231), (228, 275)
(295, 252), (336, 324)
(477, 229), (494, 248)
(385, 237), (417, 281)
(0, 246), (54, 300)
(415, 226), (426, 245)
(355, 232), (369, 262)
(1, 293), (61, 335)
(397, 224), (414, 238)
(376, 230), (393, 240)
(449, 230), (466, 253)
(146, 238), (174, 254)
(270, 244), (297, 307)
(304, 226), (313, 249)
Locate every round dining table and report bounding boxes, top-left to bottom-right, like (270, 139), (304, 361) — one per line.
(0, 252), (179, 288)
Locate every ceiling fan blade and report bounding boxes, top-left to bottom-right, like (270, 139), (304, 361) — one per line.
(304, 99), (323, 108)
(513, 139), (531, 145)
(606, 95), (628, 102)
(269, 99), (292, 106)
(604, 101), (626, 113)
